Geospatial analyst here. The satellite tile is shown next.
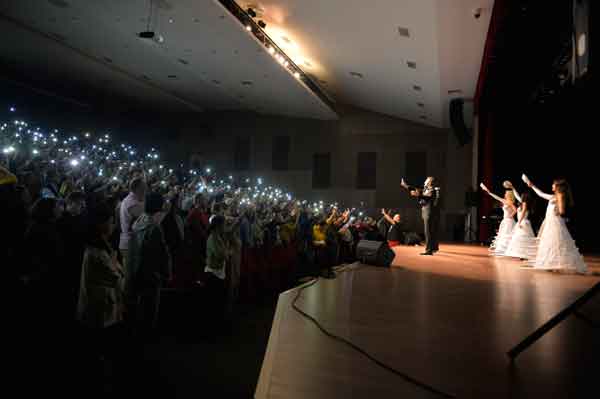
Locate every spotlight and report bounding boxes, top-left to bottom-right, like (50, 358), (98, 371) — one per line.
(9, 107), (15, 112)
(258, 20), (266, 29)
(246, 25), (252, 31)
(294, 72), (301, 79)
(247, 8), (256, 18)
(268, 46), (275, 54)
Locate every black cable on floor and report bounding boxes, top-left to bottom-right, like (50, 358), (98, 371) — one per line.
(291, 271), (456, 399)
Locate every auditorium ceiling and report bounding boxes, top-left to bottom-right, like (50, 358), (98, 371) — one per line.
(0, 0), (492, 125)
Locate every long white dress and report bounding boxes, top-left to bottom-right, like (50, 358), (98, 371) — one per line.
(528, 187), (586, 273)
(489, 203), (516, 256)
(504, 206), (537, 259)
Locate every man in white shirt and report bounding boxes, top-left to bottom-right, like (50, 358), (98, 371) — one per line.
(119, 177), (147, 275)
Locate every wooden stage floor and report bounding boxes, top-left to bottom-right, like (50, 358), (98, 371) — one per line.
(255, 244), (600, 398)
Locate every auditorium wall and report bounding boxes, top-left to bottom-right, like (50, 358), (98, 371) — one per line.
(182, 105), (473, 240)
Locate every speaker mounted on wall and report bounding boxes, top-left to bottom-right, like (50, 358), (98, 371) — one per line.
(572, 0), (589, 81)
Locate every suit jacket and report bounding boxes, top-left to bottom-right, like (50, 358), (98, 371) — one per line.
(407, 185), (440, 215)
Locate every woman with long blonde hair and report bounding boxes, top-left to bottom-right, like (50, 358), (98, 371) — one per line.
(480, 182), (517, 256)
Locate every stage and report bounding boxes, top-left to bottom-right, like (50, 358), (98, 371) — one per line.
(255, 244), (600, 398)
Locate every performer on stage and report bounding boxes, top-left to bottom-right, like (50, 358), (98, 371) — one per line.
(503, 182), (537, 260)
(401, 177), (440, 255)
(480, 182), (516, 256)
(524, 176), (586, 273)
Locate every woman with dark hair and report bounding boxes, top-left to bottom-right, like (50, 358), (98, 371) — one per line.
(525, 177), (586, 273)
(77, 202), (126, 357)
(161, 192), (185, 263)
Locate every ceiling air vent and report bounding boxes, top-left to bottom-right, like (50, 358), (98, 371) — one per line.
(398, 26), (410, 37)
(417, 102), (425, 107)
(168, 75), (178, 79)
(178, 58), (189, 65)
(413, 85), (422, 91)
(448, 89), (463, 94)
(407, 61), (417, 69)
(212, 79), (221, 85)
(241, 81), (253, 86)
(48, 0), (70, 8)
(155, 0), (173, 11)
(349, 71), (364, 79)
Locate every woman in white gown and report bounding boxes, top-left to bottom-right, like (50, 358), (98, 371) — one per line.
(503, 187), (537, 260)
(526, 178), (586, 273)
(481, 183), (517, 256)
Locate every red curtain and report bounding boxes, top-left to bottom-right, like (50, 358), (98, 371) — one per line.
(474, 0), (510, 242)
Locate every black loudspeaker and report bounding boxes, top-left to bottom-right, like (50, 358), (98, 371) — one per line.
(572, 0), (589, 80)
(356, 240), (394, 267)
(449, 98), (472, 146)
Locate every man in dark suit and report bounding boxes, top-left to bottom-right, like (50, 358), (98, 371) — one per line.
(401, 177), (440, 255)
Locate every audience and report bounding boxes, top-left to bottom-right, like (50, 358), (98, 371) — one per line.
(1, 111), (423, 353)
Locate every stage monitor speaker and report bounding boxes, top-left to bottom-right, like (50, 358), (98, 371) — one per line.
(356, 240), (394, 267)
(449, 98), (472, 146)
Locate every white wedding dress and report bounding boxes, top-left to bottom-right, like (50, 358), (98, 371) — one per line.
(528, 187), (586, 273)
(504, 206), (537, 259)
(489, 204), (516, 256)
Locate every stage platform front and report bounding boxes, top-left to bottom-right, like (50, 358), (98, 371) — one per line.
(255, 244), (600, 398)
